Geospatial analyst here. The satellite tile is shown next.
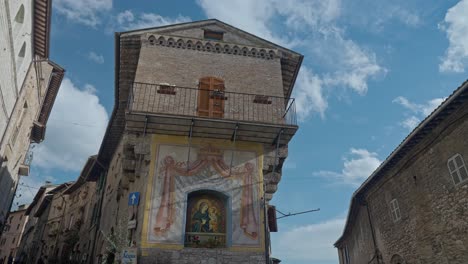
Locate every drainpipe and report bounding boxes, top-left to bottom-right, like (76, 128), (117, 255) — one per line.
(362, 197), (381, 264)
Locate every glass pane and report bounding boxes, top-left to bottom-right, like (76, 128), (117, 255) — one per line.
(455, 155), (463, 167)
(448, 160), (456, 172)
(452, 172), (461, 184)
(459, 168), (468, 181)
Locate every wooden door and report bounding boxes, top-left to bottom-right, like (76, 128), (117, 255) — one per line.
(198, 77), (225, 118)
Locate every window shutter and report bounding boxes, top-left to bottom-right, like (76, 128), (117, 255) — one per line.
(267, 205), (278, 232)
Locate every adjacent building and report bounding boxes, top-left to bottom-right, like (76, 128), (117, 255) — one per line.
(15, 157), (100, 264)
(87, 19), (302, 263)
(16, 184), (58, 263)
(0, 0), (64, 228)
(0, 204), (28, 263)
(335, 81), (468, 264)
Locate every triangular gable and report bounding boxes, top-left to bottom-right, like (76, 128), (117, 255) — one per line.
(121, 19), (303, 99)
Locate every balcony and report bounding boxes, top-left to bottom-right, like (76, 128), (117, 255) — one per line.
(126, 82), (298, 145)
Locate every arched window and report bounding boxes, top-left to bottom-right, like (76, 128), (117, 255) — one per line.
(198, 77), (225, 118)
(185, 190), (227, 248)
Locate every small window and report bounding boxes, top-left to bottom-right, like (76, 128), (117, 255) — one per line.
(448, 154), (468, 185)
(18, 42), (26, 58)
(12, 237), (15, 244)
(390, 199), (401, 222)
(14, 5), (25, 24)
(204, 30), (223, 41)
(16, 224), (20, 230)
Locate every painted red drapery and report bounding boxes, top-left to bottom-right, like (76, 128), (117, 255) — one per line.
(153, 150), (258, 239)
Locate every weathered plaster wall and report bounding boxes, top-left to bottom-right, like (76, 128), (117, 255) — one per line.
(0, 61), (53, 224)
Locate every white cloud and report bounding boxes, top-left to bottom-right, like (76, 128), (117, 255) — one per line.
(439, 0), (468, 73)
(33, 78), (109, 171)
(197, 0), (385, 120)
(295, 67), (327, 119)
(342, 1), (421, 32)
(393, 96), (445, 131)
(272, 217), (344, 262)
(400, 116), (420, 131)
(54, 0), (112, 27)
(115, 10), (191, 31)
(87, 51), (105, 64)
(315, 148), (382, 186)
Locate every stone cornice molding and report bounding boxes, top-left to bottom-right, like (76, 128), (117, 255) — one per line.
(142, 33), (281, 61)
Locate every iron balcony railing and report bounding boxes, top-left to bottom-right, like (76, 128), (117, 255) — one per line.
(128, 82), (297, 126)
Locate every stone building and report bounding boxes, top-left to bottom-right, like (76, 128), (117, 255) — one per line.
(56, 156), (98, 263)
(16, 184), (56, 263)
(88, 19), (302, 264)
(0, 0), (64, 227)
(15, 156), (100, 264)
(15, 183), (72, 264)
(335, 80), (468, 264)
(0, 204), (28, 263)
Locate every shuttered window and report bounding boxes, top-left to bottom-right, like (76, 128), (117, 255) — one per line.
(204, 30), (223, 41)
(198, 77), (225, 118)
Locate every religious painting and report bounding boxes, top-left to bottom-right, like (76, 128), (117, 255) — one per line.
(184, 192), (226, 248)
(143, 136), (263, 249)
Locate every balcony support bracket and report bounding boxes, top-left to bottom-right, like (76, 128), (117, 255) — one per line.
(229, 123), (239, 176)
(272, 129), (283, 174)
(186, 119), (194, 171)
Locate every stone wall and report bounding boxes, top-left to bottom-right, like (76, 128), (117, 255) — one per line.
(140, 248), (264, 264)
(338, 101), (468, 264)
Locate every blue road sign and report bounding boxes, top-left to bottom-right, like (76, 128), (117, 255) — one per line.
(128, 192), (140, 206)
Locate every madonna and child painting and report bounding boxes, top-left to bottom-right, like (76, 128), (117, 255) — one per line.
(187, 195), (225, 234)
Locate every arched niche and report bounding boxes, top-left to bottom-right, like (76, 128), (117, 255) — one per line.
(391, 254), (406, 264)
(185, 190), (228, 248)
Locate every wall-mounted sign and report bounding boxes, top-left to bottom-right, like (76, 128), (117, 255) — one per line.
(128, 219), (137, 230)
(128, 192), (140, 206)
(121, 247), (137, 264)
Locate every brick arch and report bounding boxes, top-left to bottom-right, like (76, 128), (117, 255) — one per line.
(176, 39), (185, 48)
(157, 36), (166, 46)
(148, 35), (156, 45)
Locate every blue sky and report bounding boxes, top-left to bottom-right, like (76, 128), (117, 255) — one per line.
(14, 0), (468, 263)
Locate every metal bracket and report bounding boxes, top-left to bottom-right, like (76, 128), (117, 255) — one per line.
(229, 124), (239, 176)
(186, 119), (194, 171)
(271, 129), (283, 174)
(143, 115), (148, 135)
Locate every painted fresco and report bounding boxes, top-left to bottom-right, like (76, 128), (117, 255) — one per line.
(184, 193), (227, 248)
(187, 194), (226, 234)
(144, 137), (262, 248)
